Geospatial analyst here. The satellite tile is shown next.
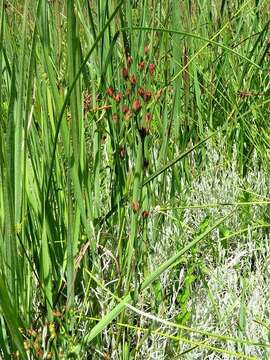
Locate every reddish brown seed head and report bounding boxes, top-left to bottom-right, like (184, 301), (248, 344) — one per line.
(142, 210), (150, 218)
(131, 201), (140, 212)
(122, 104), (129, 114)
(139, 126), (149, 139)
(132, 99), (142, 113)
(106, 87), (114, 97)
(143, 90), (152, 102)
(114, 92), (122, 103)
(144, 45), (150, 55)
(122, 67), (129, 80)
(130, 74), (137, 85)
(138, 61), (145, 71)
(148, 63), (155, 75)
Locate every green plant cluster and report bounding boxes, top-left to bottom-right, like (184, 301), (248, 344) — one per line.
(0, 0), (269, 359)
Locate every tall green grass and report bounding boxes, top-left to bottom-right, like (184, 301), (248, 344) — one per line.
(0, 0), (269, 358)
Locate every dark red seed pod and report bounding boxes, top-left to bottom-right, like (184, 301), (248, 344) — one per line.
(139, 126), (148, 139)
(106, 87), (114, 97)
(132, 99), (142, 113)
(148, 63), (155, 75)
(138, 61), (145, 71)
(143, 91), (152, 102)
(114, 92), (122, 103)
(130, 74), (137, 85)
(142, 210), (150, 218)
(122, 67), (129, 80)
(122, 104), (129, 114)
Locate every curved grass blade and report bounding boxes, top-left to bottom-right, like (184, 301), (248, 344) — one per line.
(86, 270), (270, 350)
(123, 26), (261, 70)
(143, 133), (214, 186)
(83, 210), (234, 344)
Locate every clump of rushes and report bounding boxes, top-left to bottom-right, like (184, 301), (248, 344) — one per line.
(3, 3), (269, 358)
(105, 44), (156, 135)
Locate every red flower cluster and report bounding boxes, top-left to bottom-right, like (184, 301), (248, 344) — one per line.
(105, 45), (158, 128)
(122, 67), (129, 80)
(130, 74), (137, 85)
(114, 92), (122, 103)
(138, 61), (145, 71)
(106, 87), (114, 97)
(132, 99), (142, 113)
(148, 63), (155, 76)
(138, 87), (152, 102)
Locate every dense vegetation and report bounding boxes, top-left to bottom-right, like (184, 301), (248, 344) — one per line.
(0, 0), (269, 358)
